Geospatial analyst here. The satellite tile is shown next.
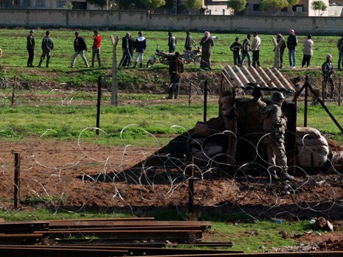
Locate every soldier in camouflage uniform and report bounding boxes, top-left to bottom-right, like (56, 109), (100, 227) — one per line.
(262, 92), (295, 181)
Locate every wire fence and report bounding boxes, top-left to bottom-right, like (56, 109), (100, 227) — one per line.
(0, 124), (342, 221)
(0, 82), (342, 220)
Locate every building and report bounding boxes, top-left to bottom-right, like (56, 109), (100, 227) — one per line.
(203, 0), (331, 16)
(202, 0), (233, 15)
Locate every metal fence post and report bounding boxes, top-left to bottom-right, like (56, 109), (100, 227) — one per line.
(14, 152), (20, 209)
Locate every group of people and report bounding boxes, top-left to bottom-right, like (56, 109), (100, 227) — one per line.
(118, 30), (214, 70)
(230, 29), (336, 98)
(26, 30), (102, 68)
(230, 29), (307, 69)
(118, 31), (147, 68)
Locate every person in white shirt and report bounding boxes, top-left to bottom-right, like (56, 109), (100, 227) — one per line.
(301, 35), (314, 68)
(251, 31), (261, 68)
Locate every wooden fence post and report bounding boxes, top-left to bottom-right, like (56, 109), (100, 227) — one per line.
(110, 35), (119, 106)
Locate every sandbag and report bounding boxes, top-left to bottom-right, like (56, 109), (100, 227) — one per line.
(296, 127), (329, 168)
(296, 126), (321, 139)
(296, 134), (328, 147)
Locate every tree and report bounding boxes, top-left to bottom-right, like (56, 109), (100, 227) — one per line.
(227, 0), (247, 13)
(260, 0), (288, 12)
(312, 0), (327, 16)
(287, 0), (300, 7)
(140, 0), (166, 12)
(184, 0), (202, 11)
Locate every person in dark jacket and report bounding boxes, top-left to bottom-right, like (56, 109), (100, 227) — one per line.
(118, 33), (131, 68)
(167, 52), (184, 99)
(133, 31), (147, 68)
(287, 29), (298, 69)
(37, 30), (54, 68)
(200, 31), (214, 69)
(184, 31), (194, 51)
(322, 54), (334, 99)
(168, 32), (177, 53)
(277, 33), (286, 69)
(27, 29), (35, 67)
(240, 34), (251, 67)
(71, 32), (89, 68)
(122, 33), (135, 67)
(230, 37), (241, 66)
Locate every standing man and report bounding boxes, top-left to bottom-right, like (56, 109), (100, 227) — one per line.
(277, 33), (286, 69)
(91, 30), (101, 68)
(262, 91), (295, 181)
(27, 29), (35, 67)
(240, 34), (251, 67)
(168, 32), (177, 53)
(337, 35), (343, 70)
(230, 37), (241, 66)
(251, 32), (261, 68)
(168, 52), (184, 99)
(184, 31), (194, 51)
(322, 54), (334, 99)
(301, 35), (314, 68)
(37, 30), (54, 68)
(118, 33), (131, 68)
(287, 29), (298, 69)
(71, 32), (89, 68)
(133, 31), (147, 68)
(199, 31), (214, 70)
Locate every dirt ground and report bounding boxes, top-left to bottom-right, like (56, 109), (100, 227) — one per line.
(1, 70), (343, 251)
(1, 137), (343, 250)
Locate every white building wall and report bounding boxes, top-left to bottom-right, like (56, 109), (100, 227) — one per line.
(204, 4), (232, 15)
(308, 0), (330, 16)
(328, 6), (343, 16)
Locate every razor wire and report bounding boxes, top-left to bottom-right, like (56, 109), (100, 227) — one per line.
(0, 124), (342, 221)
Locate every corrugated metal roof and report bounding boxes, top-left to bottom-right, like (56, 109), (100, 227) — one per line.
(222, 65), (296, 92)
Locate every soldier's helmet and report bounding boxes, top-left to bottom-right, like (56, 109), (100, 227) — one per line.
(271, 91), (285, 102)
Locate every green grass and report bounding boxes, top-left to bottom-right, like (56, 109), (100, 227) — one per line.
(296, 103), (343, 138)
(1, 28), (342, 87)
(0, 99), (219, 144)
(210, 220), (307, 252)
(0, 95), (340, 144)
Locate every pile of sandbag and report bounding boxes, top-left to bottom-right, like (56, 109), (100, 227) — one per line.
(296, 126), (329, 169)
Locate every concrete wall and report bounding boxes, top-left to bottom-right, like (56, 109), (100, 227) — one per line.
(1, 9), (343, 35)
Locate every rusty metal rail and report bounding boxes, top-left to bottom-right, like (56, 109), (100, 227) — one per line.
(0, 221), (49, 233)
(48, 220), (212, 230)
(2, 218), (341, 256)
(0, 218), (211, 245)
(36, 229), (203, 241)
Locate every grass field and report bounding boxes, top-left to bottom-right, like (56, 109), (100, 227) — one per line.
(0, 29), (342, 253)
(0, 28), (342, 85)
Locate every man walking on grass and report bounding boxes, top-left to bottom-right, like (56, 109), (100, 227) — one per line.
(71, 32), (89, 68)
(37, 31), (54, 68)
